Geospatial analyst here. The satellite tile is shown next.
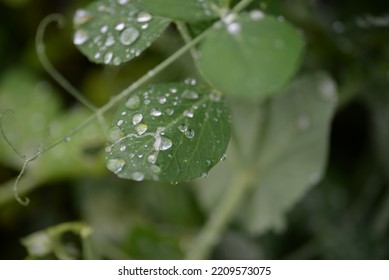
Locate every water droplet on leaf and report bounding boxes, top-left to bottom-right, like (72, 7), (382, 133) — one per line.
(135, 123), (147, 135)
(126, 95), (141, 110)
(120, 27), (140, 45)
(132, 113), (143, 125)
(107, 158), (125, 174)
(137, 11), (152, 23)
(132, 171), (144, 181)
(73, 29), (89, 45)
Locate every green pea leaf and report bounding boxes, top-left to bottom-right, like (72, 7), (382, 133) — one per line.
(73, 0), (170, 65)
(105, 81), (231, 182)
(195, 73), (337, 235)
(198, 12), (304, 99)
(141, 0), (220, 22)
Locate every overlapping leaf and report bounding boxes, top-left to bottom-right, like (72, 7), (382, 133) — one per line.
(195, 73), (337, 235)
(105, 82), (231, 182)
(73, 0), (170, 65)
(198, 11), (304, 99)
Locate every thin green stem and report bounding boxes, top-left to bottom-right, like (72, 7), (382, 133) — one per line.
(0, 175), (37, 206)
(0, 110), (26, 159)
(175, 21), (200, 63)
(232, 0), (254, 13)
(186, 168), (255, 259)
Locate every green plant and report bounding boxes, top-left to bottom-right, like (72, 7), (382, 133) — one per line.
(0, 0), (339, 259)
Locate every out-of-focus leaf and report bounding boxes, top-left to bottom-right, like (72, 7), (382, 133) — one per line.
(0, 69), (61, 169)
(198, 12), (304, 99)
(105, 82), (231, 182)
(195, 72), (337, 235)
(31, 108), (106, 183)
(73, 0), (170, 65)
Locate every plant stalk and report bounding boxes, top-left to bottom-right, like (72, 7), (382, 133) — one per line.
(186, 167), (255, 259)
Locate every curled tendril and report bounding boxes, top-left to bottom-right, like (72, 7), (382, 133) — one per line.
(35, 14), (97, 112)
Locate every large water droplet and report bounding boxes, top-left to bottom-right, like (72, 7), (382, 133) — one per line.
(160, 137), (172, 151)
(183, 109), (194, 118)
(132, 113), (143, 125)
(74, 9), (92, 26)
(120, 27), (140, 46)
(73, 29), (89, 45)
(137, 11), (152, 23)
(150, 108), (162, 117)
(107, 158), (125, 174)
(132, 171), (144, 181)
(178, 124), (188, 133)
(104, 52), (113, 64)
(250, 10), (265, 21)
(150, 164), (161, 174)
(108, 126), (124, 142)
(181, 89), (199, 100)
(148, 153), (157, 164)
(185, 129), (195, 139)
(135, 123), (147, 135)
(126, 95), (141, 110)
(105, 35), (115, 47)
(115, 22), (126, 31)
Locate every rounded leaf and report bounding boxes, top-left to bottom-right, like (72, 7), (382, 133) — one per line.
(73, 0), (170, 65)
(105, 81), (231, 182)
(198, 12), (304, 99)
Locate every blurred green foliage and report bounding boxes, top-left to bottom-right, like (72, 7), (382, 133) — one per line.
(0, 0), (388, 259)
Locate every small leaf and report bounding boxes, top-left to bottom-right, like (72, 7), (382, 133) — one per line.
(73, 0), (170, 65)
(198, 12), (304, 99)
(141, 0), (220, 22)
(105, 82), (231, 182)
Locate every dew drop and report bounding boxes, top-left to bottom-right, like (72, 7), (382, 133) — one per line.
(118, 0), (128, 5)
(108, 126), (124, 142)
(150, 164), (161, 174)
(209, 91), (222, 102)
(73, 29), (89, 45)
(115, 23), (126, 31)
(120, 27), (140, 46)
(178, 124), (188, 133)
(104, 52), (113, 64)
(181, 89), (199, 99)
(105, 35), (115, 47)
(148, 153), (157, 164)
(100, 25), (108, 33)
(126, 95), (141, 110)
(64, 136), (71, 142)
(183, 109), (194, 118)
(141, 24), (149, 30)
(165, 108), (174, 116)
(117, 119), (124, 126)
(132, 113), (143, 125)
(158, 96), (167, 104)
(107, 158), (125, 174)
(160, 137), (172, 151)
(202, 172), (208, 178)
(250, 10), (265, 21)
(150, 108), (162, 117)
(119, 145), (126, 152)
(94, 52), (101, 59)
(132, 171), (144, 181)
(137, 11), (152, 23)
(185, 129), (195, 139)
(74, 9), (92, 26)
(135, 123), (147, 135)
(113, 57), (122, 65)
(227, 22), (241, 34)
(220, 154), (227, 161)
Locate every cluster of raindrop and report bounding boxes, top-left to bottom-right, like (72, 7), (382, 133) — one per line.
(105, 82), (229, 182)
(73, 0), (168, 65)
